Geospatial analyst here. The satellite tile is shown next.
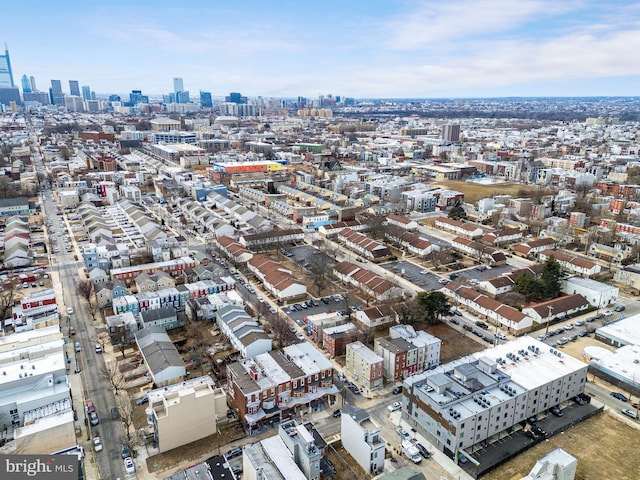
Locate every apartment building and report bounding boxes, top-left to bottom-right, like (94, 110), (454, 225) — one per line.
(333, 262), (404, 302)
(538, 250), (602, 277)
(337, 228), (394, 262)
(434, 217), (484, 239)
(226, 343), (337, 434)
(340, 405), (385, 475)
(147, 376), (227, 453)
(247, 254), (307, 302)
(385, 230), (439, 258)
(345, 341), (384, 392)
(403, 338), (587, 455)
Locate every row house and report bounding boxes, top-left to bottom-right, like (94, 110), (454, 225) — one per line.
(336, 228), (394, 262)
(386, 214), (419, 231)
(239, 228), (305, 248)
(345, 341), (384, 392)
(450, 237), (507, 265)
(522, 294), (590, 323)
(247, 254), (307, 302)
(215, 235), (254, 264)
(113, 294), (140, 315)
(538, 249), (602, 277)
(305, 312), (345, 343)
(216, 305), (272, 359)
(385, 230), (439, 258)
(511, 238), (557, 257)
(480, 227), (523, 246)
(11, 289), (59, 331)
(137, 287), (182, 312)
(478, 264), (544, 297)
(317, 220), (370, 238)
(389, 324), (441, 372)
(110, 256), (195, 288)
(434, 217), (484, 239)
(333, 262), (404, 302)
(374, 337), (410, 382)
(134, 271), (175, 293)
(226, 343), (337, 434)
(322, 323), (357, 358)
(596, 181), (640, 198)
(443, 284), (534, 335)
(588, 243), (627, 264)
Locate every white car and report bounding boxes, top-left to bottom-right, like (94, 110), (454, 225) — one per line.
(67, 307), (74, 315)
(388, 402), (402, 412)
(495, 332), (507, 340)
(93, 436), (103, 452)
(604, 310), (613, 316)
(124, 457), (135, 475)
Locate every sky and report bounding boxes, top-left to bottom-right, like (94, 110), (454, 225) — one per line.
(4, 0), (640, 99)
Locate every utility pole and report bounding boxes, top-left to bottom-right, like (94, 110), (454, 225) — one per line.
(544, 305), (554, 336)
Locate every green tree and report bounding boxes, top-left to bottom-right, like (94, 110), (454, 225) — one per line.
(541, 256), (563, 299)
(513, 273), (543, 301)
(415, 291), (451, 324)
(448, 205), (467, 221)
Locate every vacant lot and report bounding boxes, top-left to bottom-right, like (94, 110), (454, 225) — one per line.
(481, 413), (640, 480)
(418, 322), (485, 363)
(433, 180), (539, 205)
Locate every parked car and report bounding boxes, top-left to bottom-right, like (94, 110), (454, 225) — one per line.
(224, 447), (242, 459)
(388, 402), (402, 412)
(74, 341), (81, 352)
(450, 317), (460, 325)
(136, 394), (149, 405)
(89, 411), (99, 426)
(231, 465), (243, 476)
(396, 427), (412, 442)
(475, 321), (489, 329)
(111, 407), (120, 420)
(67, 307), (74, 315)
(611, 391), (629, 402)
(621, 408), (638, 419)
(462, 324), (473, 332)
(120, 444), (131, 459)
(614, 305), (626, 312)
(575, 320), (585, 326)
(69, 326), (76, 336)
(495, 332), (507, 340)
(550, 407), (563, 417)
(93, 437), (103, 452)
(392, 386), (403, 395)
(574, 396), (586, 406)
(123, 457), (135, 475)
(473, 330), (483, 337)
(563, 323), (574, 331)
(333, 409), (342, 418)
(415, 443), (430, 458)
(95, 343), (102, 354)
(321, 297), (330, 304)
(453, 310), (463, 316)
(604, 310), (613, 316)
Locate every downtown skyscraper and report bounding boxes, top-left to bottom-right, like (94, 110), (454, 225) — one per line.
(0, 44), (15, 87)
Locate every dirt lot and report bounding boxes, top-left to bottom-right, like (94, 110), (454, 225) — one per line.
(417, 322), (485, 363)
(433, 180), (539, 205)
(481, 413), (640, 480)
(326, 441), (368, 480)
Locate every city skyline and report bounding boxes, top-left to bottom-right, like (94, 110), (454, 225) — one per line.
(3, 0), (640, 98)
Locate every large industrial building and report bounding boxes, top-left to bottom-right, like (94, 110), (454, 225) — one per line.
(402, 337), (587, 456)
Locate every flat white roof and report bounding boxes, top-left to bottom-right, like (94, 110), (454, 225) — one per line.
(260, 436), (307, 480)
(597, 313), (640, 346)
(0, 351), (67, 386)
(589, 344), (640, 389)
(471, 337), (586, 391)
(256, 352), (290, 386)
(284, 342), (332, 374)
(347, 341), (383, 365)
(564, 276), (618, 293)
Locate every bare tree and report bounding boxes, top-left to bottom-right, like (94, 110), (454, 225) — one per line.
(266, 314), (297, 347)
(308, 251), (333, 297)
(75, 279), (99, 321)
(116, 395), (135, 440)
(0, 279), (17, 321)
(102, 362), (125, 395)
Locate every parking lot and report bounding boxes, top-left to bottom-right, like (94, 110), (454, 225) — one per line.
(380, 260), (446, 291)
(454, 264), (515, 282)
(281, 294), (363, 324)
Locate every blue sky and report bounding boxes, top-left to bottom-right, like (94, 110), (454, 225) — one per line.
(4, 0), (640, 98)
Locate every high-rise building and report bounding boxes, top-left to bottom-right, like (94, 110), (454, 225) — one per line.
(69, 80), (80, 97)
(23, 91), (50, 105)
(200, 91), (213, 109)
(226, 92), (246, 104)
(49, 79), (64, 105)
(0, 45), (14, 87)
(442, 124), (461, 142)
(29, 76), (37, 92)
(81, 85), (91, 101)
(64, 95), (84, 112)
(173, 77), (184, 93)
(21, 74), (31, 93)
(129, 90), (148, 106)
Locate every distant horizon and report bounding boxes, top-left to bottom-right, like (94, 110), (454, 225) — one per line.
(4, 1), (640, 98)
